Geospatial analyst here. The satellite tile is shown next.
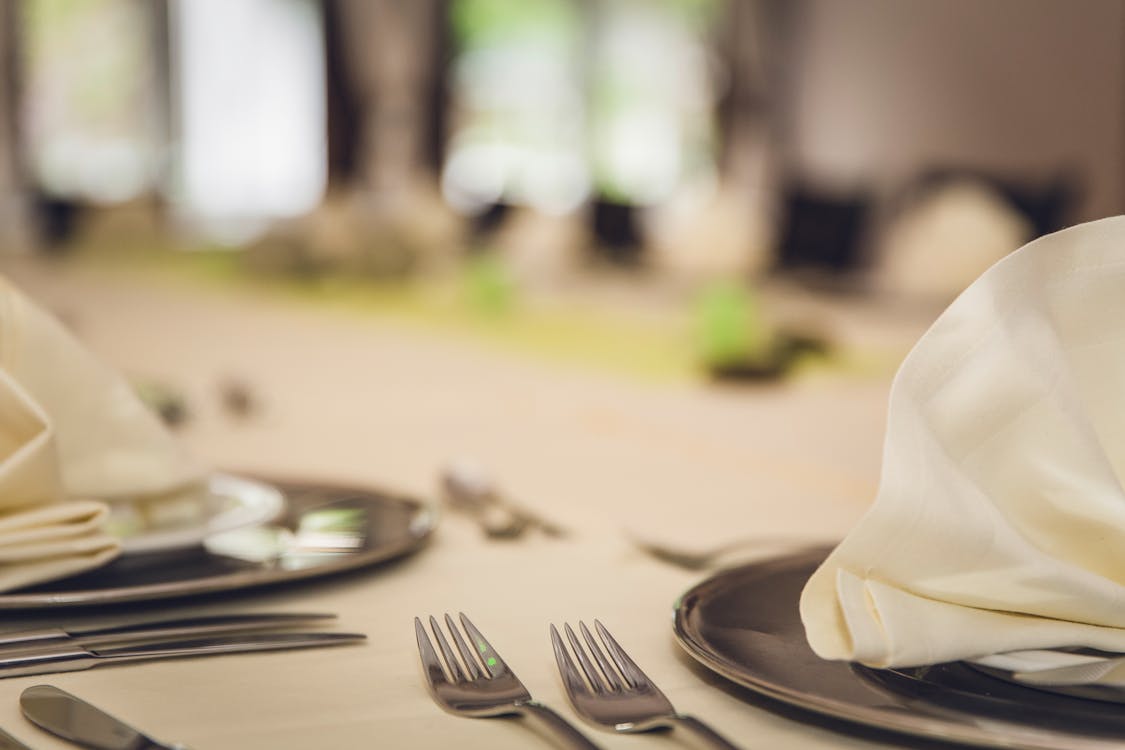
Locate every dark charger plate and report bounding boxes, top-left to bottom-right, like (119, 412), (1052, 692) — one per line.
(0, 477), (436, 609)
(673, 547), (1125, 750)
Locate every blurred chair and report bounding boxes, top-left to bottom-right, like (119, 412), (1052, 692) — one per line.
(592, 199), (644, 266)
(902, 168), (1078, 239)
(874, 168), (1080, 302)
(774, 184), (872, 274)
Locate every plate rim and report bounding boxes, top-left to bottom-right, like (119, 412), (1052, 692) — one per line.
(671, 548), (1125, 750)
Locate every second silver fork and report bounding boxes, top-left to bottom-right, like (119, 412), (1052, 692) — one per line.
(552, 620), (742, 749)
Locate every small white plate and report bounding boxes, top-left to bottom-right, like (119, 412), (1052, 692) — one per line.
(106, 473), (286, 555)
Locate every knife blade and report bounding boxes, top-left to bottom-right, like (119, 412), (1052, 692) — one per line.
(22, 684), (186, 750)
(0, 611), (335, 651)
(0, 727), (32, 750)
(0, 631), (365, 678)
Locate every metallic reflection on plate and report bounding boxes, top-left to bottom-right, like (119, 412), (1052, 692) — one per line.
(0, 478), (436, 609)
(109, 473), (286, 555)
(673, 548), (1125, 750)
(205, 504), (372, 570)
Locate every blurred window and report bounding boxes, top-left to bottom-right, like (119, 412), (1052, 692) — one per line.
(22, 0), (162, 204)
(443, 0), (588, 216)
(589, 0), (719, 206)
(443, 0), (720, 217)
(169, 0), (326, 244)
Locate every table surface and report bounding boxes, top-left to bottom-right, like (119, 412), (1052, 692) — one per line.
(0, 259), (934, 750)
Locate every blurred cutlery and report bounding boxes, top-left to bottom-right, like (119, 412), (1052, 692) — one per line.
(628, 532), (829, 571)
(0, 631), (364, 678)
(441, 460), (566, 539)
(22, 684), (188, 750)
(552, 619), (741, 749)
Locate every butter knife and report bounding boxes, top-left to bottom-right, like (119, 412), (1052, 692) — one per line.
(0, 728), (32, 750)
(22, 684), (187, 750)
(0, 612), (334, 651)
(0, 631), (364, 678)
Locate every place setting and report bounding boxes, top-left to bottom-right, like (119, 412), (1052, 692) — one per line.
(0, 275), (439, 746)
(399, 218), (1125, 750)
(0, 273), (436, 616)
(667, 217), (1125, 749)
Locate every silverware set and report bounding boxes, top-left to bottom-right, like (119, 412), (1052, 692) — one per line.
(416, 614), (599, 749)
(0, 609), (737, 748)
(0, 611), (364, 679)
(0, 610), (365, 748)
(416, 612), (742, 749)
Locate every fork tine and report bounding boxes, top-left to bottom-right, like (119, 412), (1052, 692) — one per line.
(578, 621), (625, 691)
(445, 613), (484, 680)
(551, 624), (595, 699)
(429, 615), (467, 682)
(459, 612), (511, 678)
(594, 620), (653, 691)
(564, 622), (611, 693)
(414, 617), (450, 686)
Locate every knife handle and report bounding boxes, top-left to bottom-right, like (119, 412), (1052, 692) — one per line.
(0, 613), (337, 652)
(0, 647), (97, 678)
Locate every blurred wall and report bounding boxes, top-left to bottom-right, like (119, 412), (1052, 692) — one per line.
(784, 0), (1125, 222)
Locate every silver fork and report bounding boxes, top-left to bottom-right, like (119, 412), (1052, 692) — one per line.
(551, 620), (743, 749)
(415, 613), (602, 749)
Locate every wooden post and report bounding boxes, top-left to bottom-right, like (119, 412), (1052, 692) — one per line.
(334, 0), (444, 205)
(0, 0), (32, 253)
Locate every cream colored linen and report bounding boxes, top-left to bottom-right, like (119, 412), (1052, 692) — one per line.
(0, 275), (205, 590)
(0, 275), (203, 498)
(801, 215), (1125, 668)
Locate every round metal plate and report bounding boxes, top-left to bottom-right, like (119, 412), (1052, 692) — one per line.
(0, 477), (436, 609)
(673, 547), (1125, 750)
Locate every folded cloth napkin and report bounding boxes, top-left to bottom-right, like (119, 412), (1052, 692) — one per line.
(800, 215), (1125, 669)
(0, 275), (206, 590)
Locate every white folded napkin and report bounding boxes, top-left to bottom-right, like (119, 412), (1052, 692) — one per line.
(800, 216), (1125, 670)
(0, 275), (206, 590)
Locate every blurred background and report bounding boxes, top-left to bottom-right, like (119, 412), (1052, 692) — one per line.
(0, 0), (1121, 384)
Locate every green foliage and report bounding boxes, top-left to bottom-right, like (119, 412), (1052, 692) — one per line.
(463, 252), (516, 316)
(452, 0), (578, 47)
(694, 280), (767, 367)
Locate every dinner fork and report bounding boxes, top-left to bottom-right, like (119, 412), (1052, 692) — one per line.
(415, 613), (602, 749)
(551, 620), (742, 749)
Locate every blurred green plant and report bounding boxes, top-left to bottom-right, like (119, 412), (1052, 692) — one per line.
(463, 252), (517, 316)
(694, 279), (768, 368)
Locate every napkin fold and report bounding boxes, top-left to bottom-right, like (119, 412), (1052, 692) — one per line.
(800, 216), (1125, 668)
(0, 275), (205, 590)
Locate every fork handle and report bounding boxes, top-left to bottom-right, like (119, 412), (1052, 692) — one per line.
(668, 714), (743, 750)
(516, 701), (604, 749)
